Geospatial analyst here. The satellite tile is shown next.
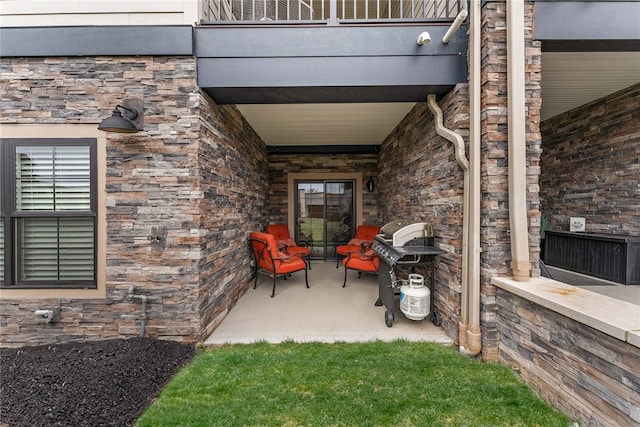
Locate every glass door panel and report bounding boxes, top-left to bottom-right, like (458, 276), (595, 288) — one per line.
(296, 182), (324, 258)
(325, 181), (354, 251)
(295, 180), (355, 261)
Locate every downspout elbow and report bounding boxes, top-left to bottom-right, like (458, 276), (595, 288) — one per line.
(462, 327), (482, 356)
(427, 95), (469, 173)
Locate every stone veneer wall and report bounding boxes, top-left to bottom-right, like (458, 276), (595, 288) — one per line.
(0, 56), (267, 346)
(377, 86), (468, 349)
(197, 93), (269, 339)
(540, 83), (640, 235)
(493, 4), (639, 425)
(481, 1), (543, 274)
(266, 153), (379, 225)
(375, 2), (543, 360)
(478, 1), (542, 360)
(497, 289), (640, 426)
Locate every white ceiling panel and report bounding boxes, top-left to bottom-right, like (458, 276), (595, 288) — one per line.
(236, 102), (416, 146)
(541, 52), (640, 121)
(236, 52), (640, 147)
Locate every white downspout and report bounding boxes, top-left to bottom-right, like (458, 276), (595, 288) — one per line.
(428, 0), (481, 357)
(462, 0), (482, 357)
(507, 0), (532, 282)
(426, 91), (479, 357)
(443, 9), (469, 44)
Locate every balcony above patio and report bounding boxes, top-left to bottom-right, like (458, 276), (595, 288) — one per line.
(197, 1), (469, 104)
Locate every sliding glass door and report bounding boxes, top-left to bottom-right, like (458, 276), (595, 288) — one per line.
(295, 180), (355, 260)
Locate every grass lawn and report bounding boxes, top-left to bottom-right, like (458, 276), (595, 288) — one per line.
(136, 341), (572, 426)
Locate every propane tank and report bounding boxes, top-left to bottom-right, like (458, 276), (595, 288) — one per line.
(399, 274), (430, 321)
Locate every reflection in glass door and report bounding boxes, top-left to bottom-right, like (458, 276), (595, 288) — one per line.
(295, 180), (355, 260)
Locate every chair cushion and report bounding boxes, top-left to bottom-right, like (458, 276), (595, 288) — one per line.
(285, 246), (311, 256)
(347, 238), (366, 247)
(277, 256), (306, 273)
(337, 225), (381, 256)
(354, 225), (381, 241)
(250, 231), (306, 273)
(336, 245), (361, 256)
(359, 249), (375, 260)
(265, 224), (291, 241)
(343, 252), (379, 272)
(249, 231), (281, 268)
(277, 238), (297, 248)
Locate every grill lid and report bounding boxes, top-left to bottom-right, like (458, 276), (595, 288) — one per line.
(379, 221), (433, 246)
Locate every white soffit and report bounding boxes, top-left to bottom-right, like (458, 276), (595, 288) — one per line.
(236, 102), (416, 146)
(239, 52), (640, 145)
(541, 51), (640, 121)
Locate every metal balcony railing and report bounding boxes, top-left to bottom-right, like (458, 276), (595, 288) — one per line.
(202, 0), (465, 23)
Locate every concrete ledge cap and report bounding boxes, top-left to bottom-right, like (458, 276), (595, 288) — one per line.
(492, 276), (640, 348)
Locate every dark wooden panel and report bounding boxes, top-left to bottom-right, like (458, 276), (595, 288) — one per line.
(0, 26), (194, 57)
(535, 2), (640, 52)
(194, 25), (467, 58)
(545, 231), (640, 285)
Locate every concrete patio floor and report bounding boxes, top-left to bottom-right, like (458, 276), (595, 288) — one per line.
(205, 261), (453, 345)
(205, 261), (639, 345)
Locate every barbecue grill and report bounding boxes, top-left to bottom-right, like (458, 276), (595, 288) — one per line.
(372, 220), (446, 327)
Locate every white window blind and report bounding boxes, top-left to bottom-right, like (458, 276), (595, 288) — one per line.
(17, 218), (94, 281)
(16, 146), (91, 212)
(13, 144), (95, 284)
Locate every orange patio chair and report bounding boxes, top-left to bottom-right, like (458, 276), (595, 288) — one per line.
(335, 224), (381, 267)
(342, 249), (380, 287)
(248, 231), (309, 297)
(265, 223), (313, 269)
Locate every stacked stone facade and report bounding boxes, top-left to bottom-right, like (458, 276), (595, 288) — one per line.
(492, 6), (640, 426)
(540, 83), (640, 236)
(477, 2), (542, 360)
(198, 93), (269, 338)
(0, 56), (268, 346)
(266, 152), (379, 225)
(480, 1), (543, 275)
(378, 86), (468, 348)
(376, 2), (543, 361)
(497, 289), (640, 426)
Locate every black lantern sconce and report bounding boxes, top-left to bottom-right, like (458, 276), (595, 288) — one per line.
(98, 104), (142, 133)
(366, 176), (374, 192)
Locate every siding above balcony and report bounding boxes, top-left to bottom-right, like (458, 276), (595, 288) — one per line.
(195, 25), (468, 103)
(0, 0), (199, 27)
(0, 26), (193, 57)
(535, 1), (640, 52)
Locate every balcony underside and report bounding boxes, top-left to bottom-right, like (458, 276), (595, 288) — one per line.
(201, 84), (456, 104)
(195, 25), (468, 104)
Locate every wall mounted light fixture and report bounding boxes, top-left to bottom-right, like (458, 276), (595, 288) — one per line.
(367, 177), (374, 192)
(98, 105), (141, 133)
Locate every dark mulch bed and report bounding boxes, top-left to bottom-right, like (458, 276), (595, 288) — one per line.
(0, 338), (196, 427)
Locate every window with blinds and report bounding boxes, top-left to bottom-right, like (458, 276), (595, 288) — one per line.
(1, 139), (97, 288)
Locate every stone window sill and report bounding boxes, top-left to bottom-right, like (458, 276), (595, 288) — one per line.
(491, 276), (640, 348)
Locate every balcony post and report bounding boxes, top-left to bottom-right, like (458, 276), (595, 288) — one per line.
(328, 0), (338, 25)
